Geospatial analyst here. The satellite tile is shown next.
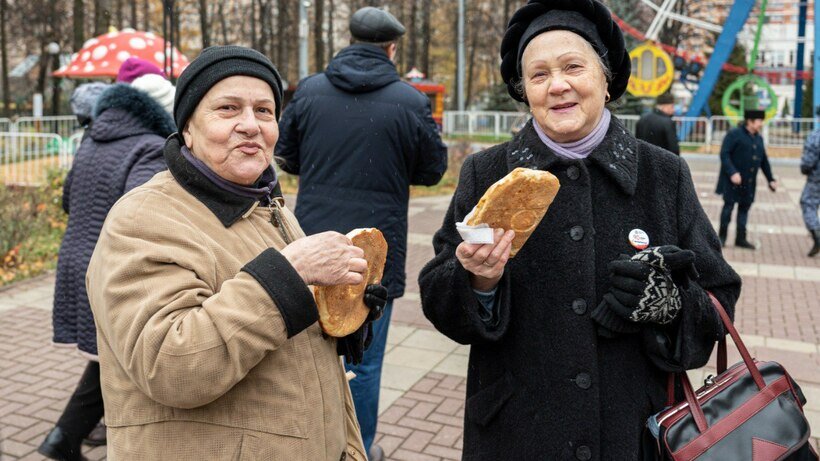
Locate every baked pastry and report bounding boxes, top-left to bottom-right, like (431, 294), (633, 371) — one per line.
(314, 228), (388, 337)
(466, 167), (560, 256)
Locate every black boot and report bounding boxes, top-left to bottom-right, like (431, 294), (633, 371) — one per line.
(735, 228), (756, 250)
(38, 427), (87, 461)
(718, 224), (728, 247)
(810, 229), (820, 257)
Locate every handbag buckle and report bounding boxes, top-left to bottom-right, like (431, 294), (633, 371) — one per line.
(704, 374), (715, 387)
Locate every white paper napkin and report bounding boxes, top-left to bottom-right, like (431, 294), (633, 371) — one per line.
(456, 206), (495, 244)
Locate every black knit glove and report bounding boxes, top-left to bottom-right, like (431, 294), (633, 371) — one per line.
(592, 245), (698, 337)
(338, 284), (388, 365)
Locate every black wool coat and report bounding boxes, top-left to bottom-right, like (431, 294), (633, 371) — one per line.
(635, 109), (680, 155)
(418, 118), (741, 460)
(276, 44), (448, 299)
(716, 125), (774, 204)
(52, 83), (174, 357)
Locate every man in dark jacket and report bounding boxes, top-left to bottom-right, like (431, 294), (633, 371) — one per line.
(275, 6), (448, 459)
(716, 109), (777, 249)
(635, 92), (680, 155)
(801, 119), (820, 257)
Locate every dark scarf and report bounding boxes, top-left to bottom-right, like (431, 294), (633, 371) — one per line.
(164, 135), (282, 227)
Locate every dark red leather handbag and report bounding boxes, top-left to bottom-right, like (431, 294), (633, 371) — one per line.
(648, 293), (818, 460)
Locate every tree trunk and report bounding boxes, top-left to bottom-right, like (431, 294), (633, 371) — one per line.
(73, 0), (85, 50)
(218, 2), (227, 44)
(313, 0), (324, 71)
(503, 0), (512, 30)
(465, 11), (479, 107)
(94, 0), (110, 35)
(276, 0), (289, 79)
(130, 0), (136, 28)
(0, 0), (9, 116)
(326, 0), (334, 63)
(250, 0), (257, 50)
(420, 0), (430, 76)
(115, 0), (123, 30)
(198, 0), (210, 48)
(142, 0), (148, 31)
(407, 0), (417, 72)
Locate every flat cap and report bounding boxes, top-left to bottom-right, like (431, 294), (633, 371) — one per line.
(350, 7), (406, 42)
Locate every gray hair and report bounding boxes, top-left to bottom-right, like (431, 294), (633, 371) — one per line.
(515, 39), (612, 102)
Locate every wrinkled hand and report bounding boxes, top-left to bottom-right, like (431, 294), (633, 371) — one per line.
(768, 180), (778, 192)
(801, 164), (814, 175)
(730, 173), (742, 186)
(456, 229), (515, 292)
(338, 284), (388, 365)
(280, 231), (367, 286)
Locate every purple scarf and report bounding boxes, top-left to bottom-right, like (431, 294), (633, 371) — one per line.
(533, 109), (611, 160)
(180, 145), (279, 204)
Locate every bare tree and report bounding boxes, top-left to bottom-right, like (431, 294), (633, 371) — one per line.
(130, 0), (136, 28)
(218, 2), (227, 44)
(420, 0), (430, 75)
(313, 0), (325, 71)
(276, 0), (290, 79)
(94, 0), (110, 35)
(115, 0), (123, 29)
(0, 0), (8, 116)
(326, 0), (335, 63)
(142, 0), (148, 31)
(407, 0), (417, 72)
(250, 0), (257, 49)
(197, 0), (210, 48)
(73, 0), (85, 50)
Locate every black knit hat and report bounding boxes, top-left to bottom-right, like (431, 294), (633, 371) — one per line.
(173, 46), (284, 133)
(743, 109), (765, 120)
(500, 0), (630, 103)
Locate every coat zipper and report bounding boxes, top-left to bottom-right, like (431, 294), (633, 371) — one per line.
(269, 199), (294, 245)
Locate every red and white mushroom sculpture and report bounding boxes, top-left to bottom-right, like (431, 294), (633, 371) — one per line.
(53, 28), (189, 79)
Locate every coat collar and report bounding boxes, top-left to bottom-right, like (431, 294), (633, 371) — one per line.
(163, 135), (283, 227)
(507, 116), (638, 195)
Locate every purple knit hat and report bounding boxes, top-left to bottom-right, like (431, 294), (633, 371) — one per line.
(116, 57), (165, 83)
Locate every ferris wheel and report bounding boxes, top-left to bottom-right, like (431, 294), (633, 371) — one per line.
(615, 0), (814, 128)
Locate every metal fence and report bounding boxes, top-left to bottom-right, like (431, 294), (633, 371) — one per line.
(442, 111), (819, 150)
(14, 116), (82, 139)
(0, 133), (67, 185)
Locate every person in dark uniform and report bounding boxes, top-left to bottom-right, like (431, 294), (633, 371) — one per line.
(635, 92), (680, 155)
(275, 7), (447, 461)
(716, 109), (778, 249)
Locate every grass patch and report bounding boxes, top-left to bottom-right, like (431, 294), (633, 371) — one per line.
(444, 133), (513, 144)
(0, 169), (67, 287)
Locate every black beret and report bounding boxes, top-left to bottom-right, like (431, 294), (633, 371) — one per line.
(744, 109), (765, 120)
(350, 7), (406, 42)
(500, 0), (631, 103)
(174, 45), (284, 134)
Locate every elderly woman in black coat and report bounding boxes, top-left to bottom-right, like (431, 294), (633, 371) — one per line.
(418, 1), (742, 459)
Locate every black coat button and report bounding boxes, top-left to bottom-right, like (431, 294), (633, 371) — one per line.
(570, 226), (584, 241)
(575, 373), (591, 389)
(572, 299), (587, 315)
(576, 445), (592, 460)
(567, 165), (580, 180)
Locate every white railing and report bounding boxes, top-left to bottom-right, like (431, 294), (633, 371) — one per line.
(442, 111), (819, 149)
(0, 133), (67, 185)
(14, 116), (82, 139)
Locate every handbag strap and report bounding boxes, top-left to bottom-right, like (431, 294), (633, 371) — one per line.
(664, 292), (766, 433)
(706, 292), (765, 390)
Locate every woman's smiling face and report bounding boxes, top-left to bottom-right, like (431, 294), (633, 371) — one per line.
(521, 30), (609, 143)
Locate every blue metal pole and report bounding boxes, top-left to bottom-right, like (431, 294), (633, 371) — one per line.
(793, 1), (807, 126)
(682, 0), (756, 140)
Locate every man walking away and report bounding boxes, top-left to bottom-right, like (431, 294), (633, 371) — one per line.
(275, 6), (448, 461)
(801, 114), (820, 257)
(715, 109), (777, 249)
(635, 92), (680, 155)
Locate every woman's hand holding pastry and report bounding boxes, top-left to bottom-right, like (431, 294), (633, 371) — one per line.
(456, 229), (515, 291)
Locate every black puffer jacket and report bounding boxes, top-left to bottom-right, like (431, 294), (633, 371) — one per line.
(52, 84), (175, 357)
(276, 44), (448, 298)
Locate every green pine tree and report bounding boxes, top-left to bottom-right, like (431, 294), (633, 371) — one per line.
(801, 81), (814, 117)
(708, 43), (748, 116)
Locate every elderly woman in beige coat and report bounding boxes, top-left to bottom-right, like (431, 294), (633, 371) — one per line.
(87, 46), (383, 460)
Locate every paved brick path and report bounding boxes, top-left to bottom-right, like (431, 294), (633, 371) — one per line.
(1, 156), (818, 460)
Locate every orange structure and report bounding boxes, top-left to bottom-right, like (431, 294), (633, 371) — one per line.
(405, 68), (445, 129)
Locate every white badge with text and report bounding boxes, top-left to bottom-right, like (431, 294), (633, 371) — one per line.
(629, 229), (650, 250)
